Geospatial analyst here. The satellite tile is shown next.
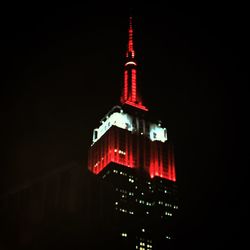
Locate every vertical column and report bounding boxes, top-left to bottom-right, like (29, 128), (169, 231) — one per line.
(124, 70), (128, 101)
(131, 69), (137, 102)
(170, 144), (176, 181)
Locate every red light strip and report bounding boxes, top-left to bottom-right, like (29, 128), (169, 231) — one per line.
(128, 17), (135, 58)
(124, 100), (148, 111)
(131, 69), (137, 102)
(124, 70), (128, 103)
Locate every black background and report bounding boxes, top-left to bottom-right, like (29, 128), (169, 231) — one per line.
(0, 1), (248, 249)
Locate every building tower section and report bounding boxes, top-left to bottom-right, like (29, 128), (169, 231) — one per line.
(87, 17), (178, 249)
(88, 17), (176, 182)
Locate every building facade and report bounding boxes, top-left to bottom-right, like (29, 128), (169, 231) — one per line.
(88, 17), (178, 250)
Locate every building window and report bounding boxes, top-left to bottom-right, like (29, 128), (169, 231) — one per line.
(165, 212), (172, 216)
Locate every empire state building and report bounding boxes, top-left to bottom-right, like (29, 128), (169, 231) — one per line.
(87, 17), (178, 250)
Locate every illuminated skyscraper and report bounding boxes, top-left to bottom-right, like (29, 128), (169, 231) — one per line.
(88, 17), (178, 250)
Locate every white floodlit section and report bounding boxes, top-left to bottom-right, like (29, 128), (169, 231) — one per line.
(109, 112), (133, 130)
(91, 107), (168, 145)
(92, 111), (133, 144)
(149, 123), (167, 142)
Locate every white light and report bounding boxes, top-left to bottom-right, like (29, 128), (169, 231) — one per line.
(149, 123), (167, 142)
(91, 108), (168, 145)
(121, 232), (127, 237)
(92, 111), (133, 144)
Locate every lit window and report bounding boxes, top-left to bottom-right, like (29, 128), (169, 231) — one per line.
(165, 212), (172, 216)
(142, 228), (145, 232)
(121, 232), (127, 237)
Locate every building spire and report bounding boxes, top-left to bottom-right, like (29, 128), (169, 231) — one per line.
(121, 16), (148, 111)
(127, 17), (135, 59)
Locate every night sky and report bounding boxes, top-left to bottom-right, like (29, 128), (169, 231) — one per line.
(0, 2), (248, 248)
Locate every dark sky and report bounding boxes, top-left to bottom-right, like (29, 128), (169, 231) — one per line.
(0, 2), (248, 248)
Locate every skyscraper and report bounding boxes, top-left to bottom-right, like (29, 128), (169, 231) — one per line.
(88, 17), (178, 250)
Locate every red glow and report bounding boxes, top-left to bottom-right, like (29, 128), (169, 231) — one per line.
(147, 141), (176, 181)
(131, 69), (136, 102)
(167, 144), (176, 182)
(124, 70), (128, 101)
(88, 127), (136, 175)
(128, 17), (135, 58)
(124, 100), (148, 111)
(88, 126), (176, 182)
(120, 17), (148, 112)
